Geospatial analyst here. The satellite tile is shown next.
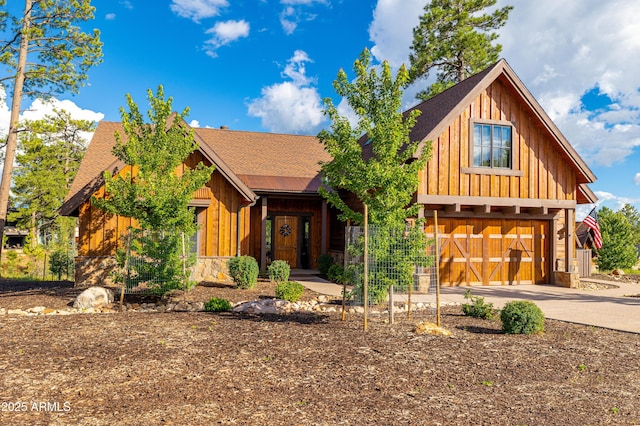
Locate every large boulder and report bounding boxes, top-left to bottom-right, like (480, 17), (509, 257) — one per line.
(74, 287), (114, 309)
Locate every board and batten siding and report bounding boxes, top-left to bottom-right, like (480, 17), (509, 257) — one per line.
(77, 151), (249, 258)
(419, 77), (577, 202)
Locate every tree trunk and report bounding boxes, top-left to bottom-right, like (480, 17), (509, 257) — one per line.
(0, 0), (31, 266)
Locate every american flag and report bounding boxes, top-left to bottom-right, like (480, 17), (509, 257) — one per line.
(583, 207), (603, 249)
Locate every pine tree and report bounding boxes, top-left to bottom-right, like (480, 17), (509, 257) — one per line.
(10, 109), (94, 246)
(409, 0), (512, 100)
(0, 0), (102, 260)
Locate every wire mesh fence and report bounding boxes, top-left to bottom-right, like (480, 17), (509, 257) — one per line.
(345, 223), (438, 308)
(115, 229), (196, 296)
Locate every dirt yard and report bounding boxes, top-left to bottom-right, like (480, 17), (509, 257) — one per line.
(1, 277), (640, 425)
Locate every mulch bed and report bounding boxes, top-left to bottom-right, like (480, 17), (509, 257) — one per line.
(1, 277), (640, 425)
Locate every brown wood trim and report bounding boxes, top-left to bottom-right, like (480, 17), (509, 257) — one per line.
(260, 196), (268, 271)
(321, 200), (327, 255)
(461, 167), (524, 177)
(188, 199), (211, 207)
(417, 194), (576, 209)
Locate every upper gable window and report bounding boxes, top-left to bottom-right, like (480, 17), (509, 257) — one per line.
(473, 123), (512, 169)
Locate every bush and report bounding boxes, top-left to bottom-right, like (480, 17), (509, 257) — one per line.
(500, 300), (545, 335)
(275, 281), (305, 302)
(268, 260), (290, 283)
(227, 256), (259, 289)
(462, 290), (496, 320)
(317, 254), (334, 276)
(49, 248), (74, 280)
(327, 264), (344, 283)
(204, 297), (232, 312)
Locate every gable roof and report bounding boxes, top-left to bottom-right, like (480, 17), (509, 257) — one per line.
(61, 120), (330, 216)
(406, 59), (596, 185)
(195, 128), (331, 193)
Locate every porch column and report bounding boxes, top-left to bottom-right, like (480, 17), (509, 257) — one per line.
(321, 199), (327, 255)
(565, 209), (574, 272)
(260, 196), (268, 271)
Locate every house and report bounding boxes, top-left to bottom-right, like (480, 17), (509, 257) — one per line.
(61, 59), (596, 288)
(60, 122), (334, 285)
(406, 59), (596, 286)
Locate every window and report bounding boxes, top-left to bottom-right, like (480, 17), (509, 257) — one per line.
(473, 123), (512, 168)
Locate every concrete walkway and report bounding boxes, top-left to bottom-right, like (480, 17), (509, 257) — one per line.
(290, 270), (640, 334)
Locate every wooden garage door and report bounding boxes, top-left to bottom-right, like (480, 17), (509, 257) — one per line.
(430, 218), (548, 286)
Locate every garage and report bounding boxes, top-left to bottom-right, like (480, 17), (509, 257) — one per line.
(432, 218), (549, 286)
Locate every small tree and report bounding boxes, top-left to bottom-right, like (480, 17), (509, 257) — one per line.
(596, 207), (638, 271)
(93, 86), (214, 293)
(319, 48), (430, 226)
(409, 0), (513, 100)
(319, 49), (433, 303)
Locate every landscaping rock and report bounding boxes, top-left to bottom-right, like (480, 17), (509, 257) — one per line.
(73, 287), (114, 309)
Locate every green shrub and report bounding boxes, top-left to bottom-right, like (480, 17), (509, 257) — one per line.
(227, 256), (259, 289)
(317, 254), (334, 276)
(500, 300), (545, 335)
(327, 263), (344, 283)
(268, 260), (290, 283)
(275, 281), (305, 302)
(462, 289), (496, 320)
(49, 248), (74, 280)
(204, 297), (232, 312)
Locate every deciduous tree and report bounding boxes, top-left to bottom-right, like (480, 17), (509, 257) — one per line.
(596, 207), (638, 271)
(409, 0), (512, 100)
(0, 0), (102, 258)
(318, 48), (429, 226)
(318, 49), (433, 303)
(93, 86), (214, 293)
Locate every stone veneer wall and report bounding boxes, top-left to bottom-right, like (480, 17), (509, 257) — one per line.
(73, 256), (233, 288)
(553, 258), (580, 288)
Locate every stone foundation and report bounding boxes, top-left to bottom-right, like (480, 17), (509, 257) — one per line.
(74, 256), (119, 288)
(73, 255), (233, 288)
(193, 257), (233, 283)
(553, 271), (580, 288)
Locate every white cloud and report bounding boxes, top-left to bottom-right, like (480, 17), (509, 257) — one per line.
(0, 88), (104, 166)
(493, 0), (640, 167)
(635, 173), (640, 185)
(247, 51), (324, 134)
(170, 0), (228, 23)
(368, 0), (424, 69)
(105, 13), (116, 20)
(204, 20), (250, 57)
(278, 0), (327, 35)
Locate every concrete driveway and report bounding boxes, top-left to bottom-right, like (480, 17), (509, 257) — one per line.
(293, 271), (640, 334)
(437, 280), (640, 334)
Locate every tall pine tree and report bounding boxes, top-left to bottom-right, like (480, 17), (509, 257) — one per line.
(10, 109), (94, 246)
(409, 0), (512, 100)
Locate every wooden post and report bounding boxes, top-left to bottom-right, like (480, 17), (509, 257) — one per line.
(181, 231), (187, 301)
(434, 210), (441, 327)
(341, 219), (350, 321)
(388, 283), (394, 325)
(363, 204), (369, 331)
(120, 231), (131, 308)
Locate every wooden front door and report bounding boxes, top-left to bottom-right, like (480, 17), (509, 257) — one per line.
(432, 218), (548, 286)
(273, 216), (299, 268)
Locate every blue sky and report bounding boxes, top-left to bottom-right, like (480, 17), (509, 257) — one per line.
(2, 0), (640, 219)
